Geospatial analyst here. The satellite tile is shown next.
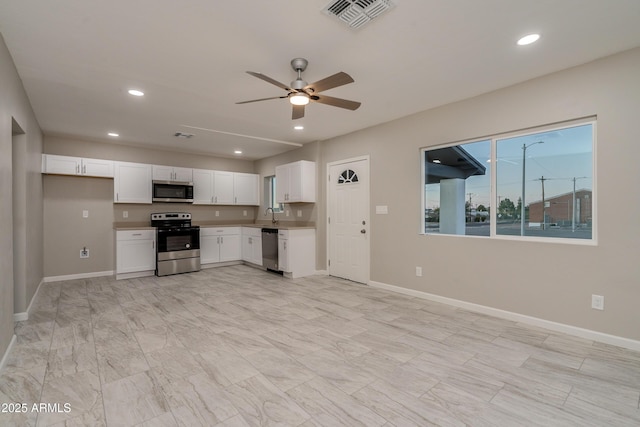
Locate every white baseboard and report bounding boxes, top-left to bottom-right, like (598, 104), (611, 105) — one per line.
(315, 270), (329, 276)
(202, 261), (243, 270)
(368, 280), (640, 352)
(44, 270), (114, 283)
(0, 334), (17, 372)
(13, 278), (45, 322)
(13, 312), (28, 322)
(115, 270), (153, 281)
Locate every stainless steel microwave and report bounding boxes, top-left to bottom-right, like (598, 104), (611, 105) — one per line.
(152, 180), (194, 203)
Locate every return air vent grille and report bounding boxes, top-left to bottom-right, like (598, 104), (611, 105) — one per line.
(323, 0), (394, 29)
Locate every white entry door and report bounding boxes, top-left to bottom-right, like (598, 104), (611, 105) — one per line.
(328, 157), (370, 284)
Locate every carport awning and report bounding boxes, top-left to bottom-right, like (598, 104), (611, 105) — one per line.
(425, 146), (486, 184)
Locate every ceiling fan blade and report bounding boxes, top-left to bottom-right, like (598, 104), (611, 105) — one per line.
(236, 95), (287, 104)
(246, 71), (292, 91)
(292, 104), (305, 120)
(312, 94), (361, 111)
(304, 72), (354, 93)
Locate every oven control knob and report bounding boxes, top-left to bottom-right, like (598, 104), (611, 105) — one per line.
(186, 243), (191, 249)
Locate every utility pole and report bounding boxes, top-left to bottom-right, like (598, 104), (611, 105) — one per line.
(535, 176), (548, 229)
(521, 141), (544, 235)
(570, 177), (587, 232)
(467, 192), (474, 222)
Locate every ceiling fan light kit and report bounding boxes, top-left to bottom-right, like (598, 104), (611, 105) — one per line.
(290, 93), (310, 106)
(237, 57), (361, 120)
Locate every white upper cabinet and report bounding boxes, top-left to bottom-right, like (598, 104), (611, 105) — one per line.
(234, 173), (259, 206)
(114, 161), (152, 204)
(193, 170), (258, 205)
(152, 165), (193, 182)
(275, 160), (316, 203)
(213, 171), (234, 205)
(192, 168), (214, 204)
(42, 154), (114, 178)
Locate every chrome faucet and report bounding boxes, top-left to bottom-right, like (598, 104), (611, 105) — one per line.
(265, 207), (278, 225)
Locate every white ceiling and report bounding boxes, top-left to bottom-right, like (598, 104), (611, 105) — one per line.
(1, 0), (640, 160)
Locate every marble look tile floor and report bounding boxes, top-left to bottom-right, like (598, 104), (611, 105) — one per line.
(1, 265), (639, 426)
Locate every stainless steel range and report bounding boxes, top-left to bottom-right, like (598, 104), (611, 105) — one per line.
(151, 212), (200, 276)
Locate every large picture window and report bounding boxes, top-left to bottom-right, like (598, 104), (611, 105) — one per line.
(422, 119), (595, 243)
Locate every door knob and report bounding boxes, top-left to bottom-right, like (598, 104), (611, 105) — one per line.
(361, 229), (366, 234)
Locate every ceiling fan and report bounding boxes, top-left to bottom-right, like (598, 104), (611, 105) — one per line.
(236, 58), (361, 120)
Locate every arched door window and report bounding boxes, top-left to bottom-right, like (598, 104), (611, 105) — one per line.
(338, 169), (359, 184)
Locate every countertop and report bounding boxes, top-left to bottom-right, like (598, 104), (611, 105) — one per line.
(114, 222), (315, 231)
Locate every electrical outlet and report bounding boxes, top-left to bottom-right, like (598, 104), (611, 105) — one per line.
(123, 211), (128, 218)
(297, 210), (302, 217)
(215, 211), (220, 217)
(285, 210), (290, 217)
(82, 210), (89, 218)
(591, 294), (604, 310)
(416, 266), (422, 277)
(80, 248), (90, 259)
(243, 210), (247, 217)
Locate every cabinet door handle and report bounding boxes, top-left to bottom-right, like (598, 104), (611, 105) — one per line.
(217, 237), (220, 244)
(221, 237), (224, 244)
(76, 164), (80, 174)
(235, 197), (237, 204)
(132, 233), (142, 236)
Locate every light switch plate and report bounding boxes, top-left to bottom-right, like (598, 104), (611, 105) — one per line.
(82, 210), (89, 218)
(123, 211), (128, 218)
(215, 211), (220, 217)
(591, 294), (604, 310)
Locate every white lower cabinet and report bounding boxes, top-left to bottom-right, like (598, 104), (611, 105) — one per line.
(278, 229), (316, 278)
(242, 227), (262, 266)
(116, 230), (156, 279)
(200, 227), (241, 265)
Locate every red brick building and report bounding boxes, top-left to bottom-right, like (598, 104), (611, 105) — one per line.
(529, 189), (592, 225)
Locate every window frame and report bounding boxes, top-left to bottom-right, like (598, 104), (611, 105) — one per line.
(265, 175), (283, 213)
(420, 117), (597, 245)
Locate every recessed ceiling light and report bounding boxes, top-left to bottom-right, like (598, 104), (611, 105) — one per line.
(108, 132), (119, 137)
(517, 33), (540, 46)
(294, 125), (304, 130)
(234, 150), (242, 155)
(127, 89), (144, 97)
(433, 159), (441, 164)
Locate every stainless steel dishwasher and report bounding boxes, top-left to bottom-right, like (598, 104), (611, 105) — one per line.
(261, 228), (279, 271)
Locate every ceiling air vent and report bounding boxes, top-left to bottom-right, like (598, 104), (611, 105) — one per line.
(323, 0), (394, 29)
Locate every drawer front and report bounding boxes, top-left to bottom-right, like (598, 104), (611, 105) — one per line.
(200, 227), (241, 236)
(117, 230), (155, 241)
(278, 230), (289, 239)
(242, 227), (262, 238)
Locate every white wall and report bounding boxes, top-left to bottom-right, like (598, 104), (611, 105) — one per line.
(0, 34), (44, 358)
(320, 47), (640, 341)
